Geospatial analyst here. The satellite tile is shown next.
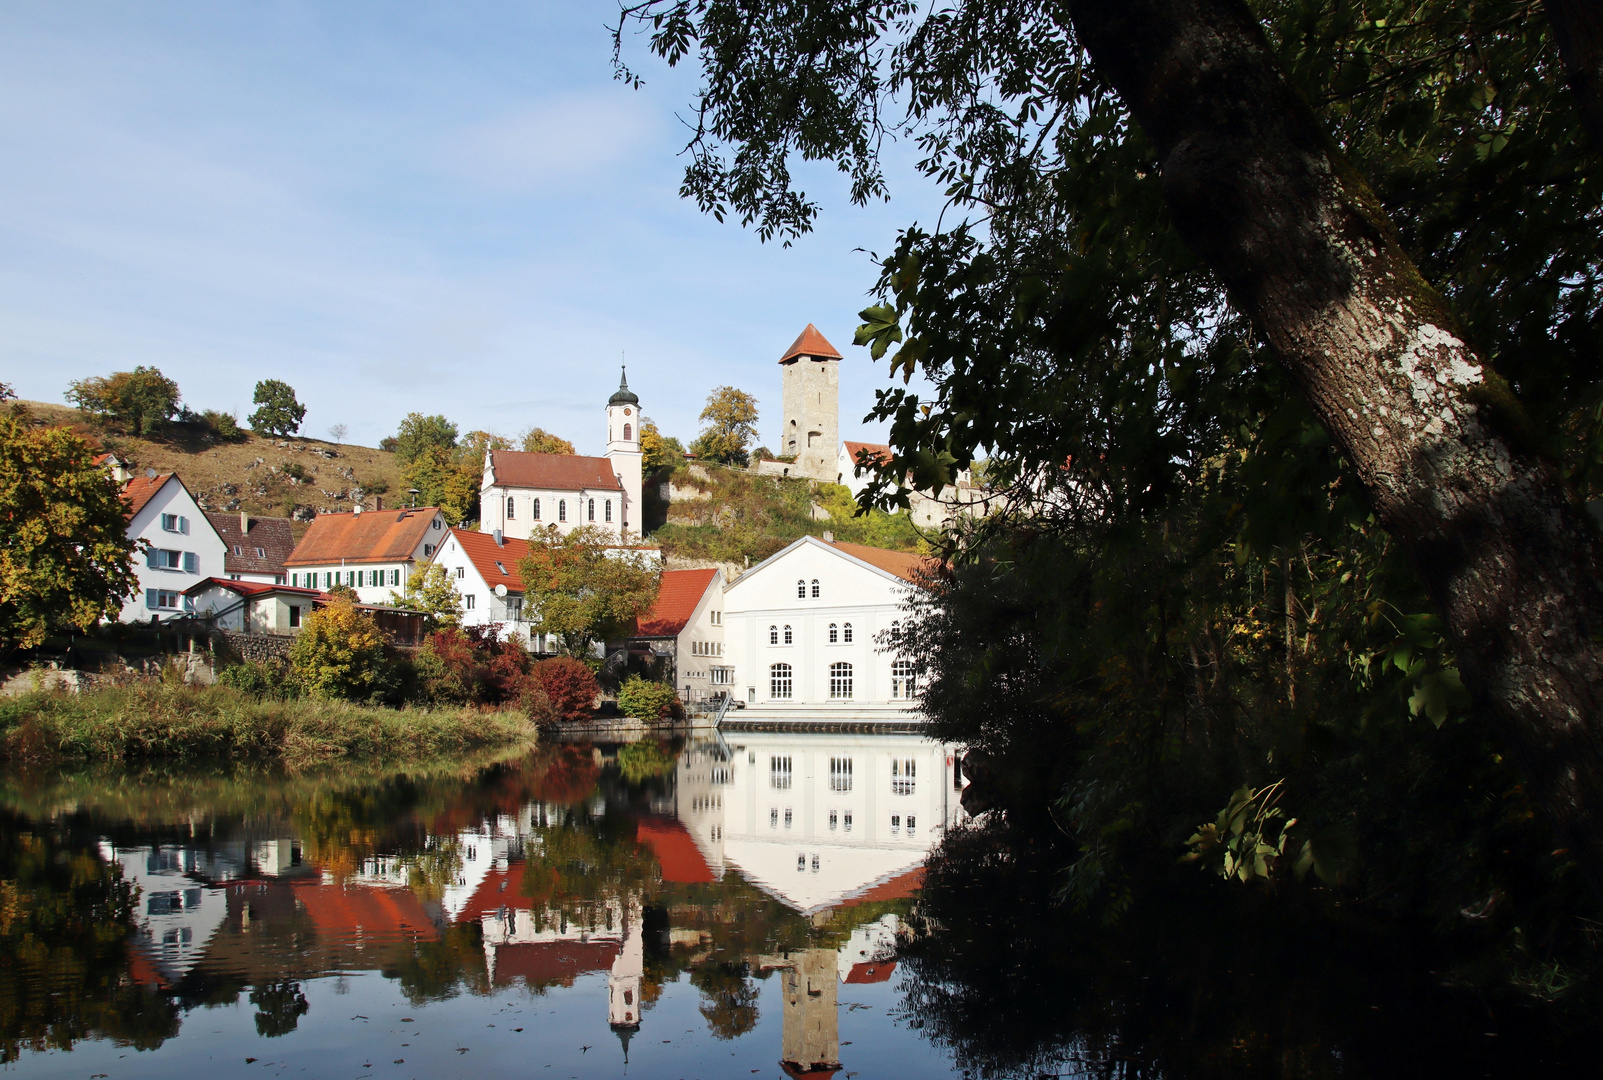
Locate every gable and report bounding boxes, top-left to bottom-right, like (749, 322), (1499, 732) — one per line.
(724, 536), (928, 611)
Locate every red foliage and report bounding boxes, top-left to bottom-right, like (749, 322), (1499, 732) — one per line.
(534, 657), (599, 722)
(420, 624), (537, 706)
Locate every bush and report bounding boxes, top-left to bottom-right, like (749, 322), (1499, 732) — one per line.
(533, 657), (598, 722)
(196, 409), (246, 442)
(617, 675), (679, 721)
(217, 659), (297, 700)
(288, 598), (388, 701)
(415, 625), (536, 707)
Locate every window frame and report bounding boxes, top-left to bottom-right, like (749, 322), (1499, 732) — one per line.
(829, 661), (853, 699)
(769, 662), (793, 700)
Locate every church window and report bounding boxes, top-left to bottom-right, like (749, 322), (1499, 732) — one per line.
(533, 498), (541, 520)
(558, 499), (567, 522)
(623, 423), (631, 440)
(605, 500), (612, 522)
(588, 499), (595, 521)
(506, 497), (515, 519)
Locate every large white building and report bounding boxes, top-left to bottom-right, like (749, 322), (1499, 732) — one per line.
(722, 535), (933, 718)
(479, 369), (644, 543)
(120, 471), (228, 622)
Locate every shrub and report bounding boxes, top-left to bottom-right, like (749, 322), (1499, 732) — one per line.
(415, 625), (536, 707)
(288, 598), (388, 701)
(217, 659), (297, 700)
(534, 657), (598, 722)
(617, 739), (675, 783)
(617, 675), (679, 721)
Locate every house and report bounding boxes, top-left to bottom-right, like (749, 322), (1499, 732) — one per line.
(206, 512), (296, 584)
(184, 578), (323, 634)
(722, 535), (936, 718)
(430, 527), (536, 645)
(120, 470), (229, 623)
(282, 506), (448, 605)
(479, 369), (644, 543)
(629, 567), (728, 705)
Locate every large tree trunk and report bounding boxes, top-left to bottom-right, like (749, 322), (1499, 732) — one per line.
(1066, 0), (1603, 896)
(1545, 0), (1603, 151)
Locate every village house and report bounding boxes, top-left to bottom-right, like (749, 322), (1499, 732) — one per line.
(119, 470), (229, 623)
(282, 505), (448, 605)
(721, 535), (935, 719)
(205, 512), (295, 584)
(430, 527), (536, 646)
(835, 440), (988, 529)
(629, 567), (729, 706)
(479, 369), (644, 543)
(183, 578), (324, 634)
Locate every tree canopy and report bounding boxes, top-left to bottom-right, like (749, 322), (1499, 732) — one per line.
(248, 380), (305, 437)
(392, 413), (458, 467)
(517, 525), (661, 658)
(519, 427), (576, 455)
(65, 367), (180, 436)
(691, 386), (760, 466)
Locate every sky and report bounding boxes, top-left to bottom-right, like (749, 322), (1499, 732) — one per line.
(0, 2), (945, 457)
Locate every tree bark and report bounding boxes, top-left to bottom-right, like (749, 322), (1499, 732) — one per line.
(1544, 0), (1603, 151)
(1066, 0), (1603, 896)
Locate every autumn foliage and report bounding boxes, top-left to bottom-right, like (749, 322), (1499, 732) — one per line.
(532, 657), (598, 723)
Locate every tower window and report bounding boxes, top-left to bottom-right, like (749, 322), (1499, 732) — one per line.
(623, 423), (632, 440)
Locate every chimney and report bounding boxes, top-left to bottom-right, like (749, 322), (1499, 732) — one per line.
(822, 530), (834, 543)
(374, 495), (383, 511)
(239, 511), (249, 534)
(353, 503), (363, 515)
(493, 529), (504, 547)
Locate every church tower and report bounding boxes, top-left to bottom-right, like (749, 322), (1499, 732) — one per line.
(779, 324), (842, 482)
(605, 368), (643, 540)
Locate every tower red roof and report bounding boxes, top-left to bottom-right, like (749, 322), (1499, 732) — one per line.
(779, 323), (843, 363)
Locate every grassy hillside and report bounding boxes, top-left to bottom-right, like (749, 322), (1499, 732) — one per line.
(645, 462), (927, 565)
(17, 400), (402, 535)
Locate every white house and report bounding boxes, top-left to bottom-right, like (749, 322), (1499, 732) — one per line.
(120, 471), (228, 623)
(431, 527), (536, 645)
(282, 506), (448, 605)
(184, 578), (323, 634)
(630, 567), (729, 705)
(722, 536), (934, 718)
(479, 369), (644, 543)
(836, 440), (988, 530)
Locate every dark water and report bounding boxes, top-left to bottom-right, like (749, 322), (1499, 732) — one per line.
(0, 729), (1595, 1079)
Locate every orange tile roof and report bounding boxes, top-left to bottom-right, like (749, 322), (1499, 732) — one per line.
(446, 527), (529, 592)
(633, 567), (717, 638)
(779, 323), (843, 363)
(841, 441), (892, 467)
(844, 959), (898, 984)
(121, 472), (174, 519)
(636, 816), (715, 883)
(291, 881), (439, 941)
(489, 450), (621, 491)
(840, 866), (925, 907)
(284, 508), (441, 567)
(828, 540), (938, 586)
(492, 940), (621, 987)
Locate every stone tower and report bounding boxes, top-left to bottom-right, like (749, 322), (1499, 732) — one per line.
(779, 324), (842, 482)
(605, 368), (643, 539)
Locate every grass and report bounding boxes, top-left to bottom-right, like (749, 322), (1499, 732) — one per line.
(0, 683), (535, 767)
(647, 462), (925, 565)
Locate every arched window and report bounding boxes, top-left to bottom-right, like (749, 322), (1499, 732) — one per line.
(811, 579), (820, 598)
(769, 625), (779, 645)
(828, 623), (838, 643)
(623, 423), (632, 440)
(842, 622), (853, 643)
(506, 497), (515, 519)
(783, 625), (793, 644)
(829, 662), (853, 699)
(605, 500), (612, 522)
(558, 499), (567, 522)
(533, 498), (541, 520)
(588, 498), (595, 521)
(797, 579), (806, 599)
(892, 659), (918, 699)
(770, 663), (793, 700)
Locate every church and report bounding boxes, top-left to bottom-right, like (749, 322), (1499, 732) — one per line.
(478, 369), (645, 543)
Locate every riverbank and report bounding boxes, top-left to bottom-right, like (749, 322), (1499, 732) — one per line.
(0, 683), (535, 766)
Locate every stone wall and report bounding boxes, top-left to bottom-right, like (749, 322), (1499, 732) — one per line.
(214, 630), (295, 664)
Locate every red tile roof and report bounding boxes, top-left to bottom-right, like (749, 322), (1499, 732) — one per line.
(446, 527), (530, 592)
(844, 960), (898, 984)
(207, 512), (296, 577)
(121, 473), (174, 519)
(184, 576), (325, 599)
(841, 441), (892, 467)
(828, 540), (938, 587)
(636, 817), (716, 883)
(284, 508), (441, 567)
(488, 450), (621, 491)
(779, 323), (843, 363)
(291, 881), (439, 942)
(491, 940), (621, 987)
(840, 866), (925, 907)
(633, 568), (717, 638)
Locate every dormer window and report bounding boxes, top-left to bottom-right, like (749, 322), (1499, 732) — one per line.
(233, 544), (243, 556)
(495, 561), (506, 575)
(255, 547), (265, 559)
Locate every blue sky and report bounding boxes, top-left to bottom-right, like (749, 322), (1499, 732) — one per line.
(0, 2), (943, 457)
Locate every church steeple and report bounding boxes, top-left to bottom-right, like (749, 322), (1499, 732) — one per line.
(609, 366), (639, 406)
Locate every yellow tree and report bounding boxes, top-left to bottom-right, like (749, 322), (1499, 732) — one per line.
(691, 387), (759, 466)
(288, 597), (388, 700)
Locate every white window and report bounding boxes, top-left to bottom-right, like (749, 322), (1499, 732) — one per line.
(506, 497), (515, 519)
(558, 499), (567, 522)
(232, 544), (243, 556)
(829, 662), (853, 699)
(829, 810), (838, 830)
(588, 498), (595, 521)
(605, 500), (613, 522)
(711, 666), (733, 685)
(424, 544), (435, 557)
(455, 566), (465, 579)
(892, 659), (919, 699)
(146, 589), (185, 610)
(711, 611), (721, 626)
(843, 811), (853, 833)
(829, 757), (853, 792)
(783, 625), (793, 645)
(784, 808), (793, 828)
(771, 755), (792, 789)
(828, 623), (838, 643)
(796, 579), (806, 599)
(465, 594), (475, 610)
(255, 546), (265, 559)
(842, 622), (853, 643)
(811, 579), (820, 598)
(533, 498), (542, 520)
(770, 807), (779, 829)
(907, 815), (916, 835)
(891, 814), (901, 835)
(892, 758), (917, 796)
(432, 519), (442, 530)
(770, 663), (793, 700)
(507, 597), (523, 621)
(769, 625), (779, 645)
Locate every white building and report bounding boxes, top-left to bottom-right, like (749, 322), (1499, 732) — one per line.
(630, 567), (729, 704)
(836, 439), (988, 530)
(282, 506), (448, 605)
(120, 471), (228, 623)
(722, 536), (933, 718)
(431, 526), (535, 644)
(479, 369), (644, 543)
(183, 578), (323, 634)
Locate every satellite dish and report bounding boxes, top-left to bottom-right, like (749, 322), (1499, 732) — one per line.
(494, 584), (508, 597)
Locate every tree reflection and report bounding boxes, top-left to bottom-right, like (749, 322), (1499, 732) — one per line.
(248, 980), (309, 1037)
(691, 961), (759, 1039)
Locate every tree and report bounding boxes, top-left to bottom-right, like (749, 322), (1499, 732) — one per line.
(691, 387), (759, 467)
(533, 656), (600, 721)
(248, 380), (305, 437)
(288, 597), (388, 700)
(517, 525), (660, 658)
(0, 415), (140, 649)
(393, 413), (458, 467)
(640, 418), (684, 473)
(614, 0), (1603, 896)
(519, 427), (577, 455)
(327, 423), (348, 445)
(392, 563), (463, 629)
(65, 367), (180, 435)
